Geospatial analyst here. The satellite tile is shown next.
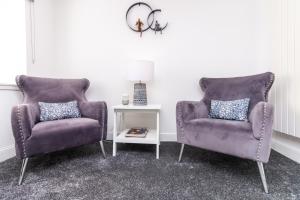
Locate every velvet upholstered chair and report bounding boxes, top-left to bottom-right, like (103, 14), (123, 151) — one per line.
(176, 72), (274, 193)
(11, 75), (107, 185)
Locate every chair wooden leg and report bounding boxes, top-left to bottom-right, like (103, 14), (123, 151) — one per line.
(18, 158), (29, 185)
(257, 161), (268, 193)
(178, 144), (185, 162)
(99, 141), (106, 159)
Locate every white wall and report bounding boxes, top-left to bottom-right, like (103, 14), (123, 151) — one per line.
(270, 0), (300, 138)
(269, 0), (300, 163)
(28, 0), (270, 137)
(26, 0), (55, 77)
(0, 1), (27, 84)
(0, 88), (22, 162)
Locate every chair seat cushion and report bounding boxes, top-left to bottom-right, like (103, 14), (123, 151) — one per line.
(26, 118), (102, 156)
(182, 118), (259, 160)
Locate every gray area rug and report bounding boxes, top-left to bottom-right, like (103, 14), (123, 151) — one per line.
(0, 142), (299, 200)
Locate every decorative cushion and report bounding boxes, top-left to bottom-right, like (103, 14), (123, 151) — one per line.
(209, 98), (250, 121)
(39, 101), (81, 122)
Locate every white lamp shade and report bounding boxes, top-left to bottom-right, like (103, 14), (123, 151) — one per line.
(127, 60), (154, 82)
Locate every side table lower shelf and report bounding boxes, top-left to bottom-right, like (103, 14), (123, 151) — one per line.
(113, 129), (160, 159)
(112, 104), (161, 159)
(114, 129), (158, 144)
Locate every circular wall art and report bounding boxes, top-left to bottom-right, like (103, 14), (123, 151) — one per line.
(126, 2), (168, 37)
(147, 9), (168, 35)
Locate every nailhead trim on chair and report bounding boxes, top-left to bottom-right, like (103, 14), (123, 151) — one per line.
(177, 102), (185, 140)
(264, 74), (274, 101)
(16, 76), (24, 93)
(256, 74), (273, 161)
(101, 105), (104, 141)
(17, 105), (27, 158)
(94, 103), (100, 140)
(256, 103), (267, 161)
(96, 102), (106, 141)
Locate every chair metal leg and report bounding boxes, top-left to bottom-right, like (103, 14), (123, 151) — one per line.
(178, 144), (185, 162)
(99, 141), (106, 159)
(18, 158), (29, 185)
(257, 161), (268, 193)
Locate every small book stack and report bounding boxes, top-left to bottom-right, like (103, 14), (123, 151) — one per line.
(125, 128), (149, 138)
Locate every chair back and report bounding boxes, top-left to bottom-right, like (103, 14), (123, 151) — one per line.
(199, 72), (274, 113)
(16, 75), (90, 104)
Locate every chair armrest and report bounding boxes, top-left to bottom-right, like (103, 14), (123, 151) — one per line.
(176, 100), (209, 142)
(79, 101), (107, 140)
(11, 104), (38, 158)
(249, 102), (274, 139)
(249, 102), (274, 163)
(176, 100), (209, 124)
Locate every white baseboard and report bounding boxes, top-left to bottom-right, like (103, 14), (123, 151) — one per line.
(0, 145), (15, 163)
(272, 131), (300, 164)
(106, 132), (177, 142)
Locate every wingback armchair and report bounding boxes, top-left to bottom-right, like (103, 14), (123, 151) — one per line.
(11, 75), (107, 185)
(176, 72), (274, 193)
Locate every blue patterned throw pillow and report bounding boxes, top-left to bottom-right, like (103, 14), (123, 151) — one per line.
(39, 101), (81, 122)
(209, 98), (250, 121)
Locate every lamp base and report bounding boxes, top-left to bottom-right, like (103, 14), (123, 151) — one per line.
(133, 82), (147, 105)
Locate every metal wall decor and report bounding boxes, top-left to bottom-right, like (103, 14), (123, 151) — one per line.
(126, 2), (168, 37)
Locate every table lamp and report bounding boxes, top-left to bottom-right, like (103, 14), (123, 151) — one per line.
(127, 60), (154, 105)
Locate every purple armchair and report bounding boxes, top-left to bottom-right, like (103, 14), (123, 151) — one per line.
(11, 75), (107, 185)
(176, 72), (274, 193)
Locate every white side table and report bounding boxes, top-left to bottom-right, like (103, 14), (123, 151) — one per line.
(112, 104), (161, 159)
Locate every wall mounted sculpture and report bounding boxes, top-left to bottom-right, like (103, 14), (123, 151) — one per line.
(126, 2), (168, 37)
